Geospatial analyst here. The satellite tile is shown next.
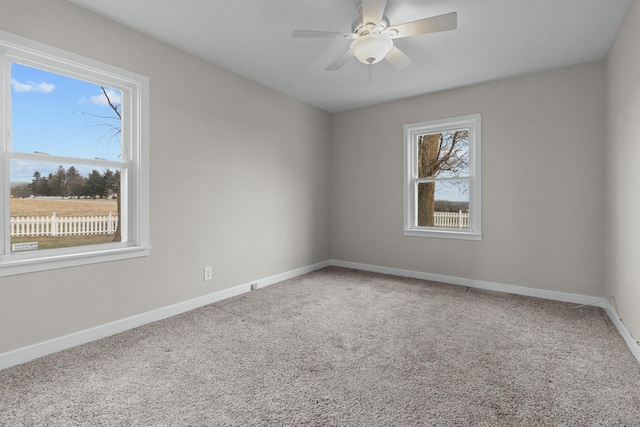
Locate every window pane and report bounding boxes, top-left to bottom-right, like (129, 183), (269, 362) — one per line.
(417, 181), (469, 228)
(417, 130), (469, 179)
(11, 63), (122, 161)
(10, 160), (122, 252)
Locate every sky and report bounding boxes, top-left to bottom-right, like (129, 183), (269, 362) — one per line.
(428, 181), (469, 204)
(10, 62), (122, 182)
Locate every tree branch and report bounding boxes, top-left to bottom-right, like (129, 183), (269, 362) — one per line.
(101, 87), (121, 119)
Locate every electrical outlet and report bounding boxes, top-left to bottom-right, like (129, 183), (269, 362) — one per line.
(203, 266), (213, 281)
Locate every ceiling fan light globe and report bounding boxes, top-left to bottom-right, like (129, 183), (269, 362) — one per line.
(350, 34), (393, 65)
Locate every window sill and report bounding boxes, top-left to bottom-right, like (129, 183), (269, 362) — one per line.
(403, 228), (482, 241)
(0, 245), (150, 277)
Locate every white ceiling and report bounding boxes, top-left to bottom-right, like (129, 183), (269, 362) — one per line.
(66, 0), (633, 113)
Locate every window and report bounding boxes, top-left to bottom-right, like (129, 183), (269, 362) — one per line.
(403, 114), (481, 240)
(0, 30), (149, 276)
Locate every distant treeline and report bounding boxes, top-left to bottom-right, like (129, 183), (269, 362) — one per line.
(12, 166), (119, 199)
(434, 200), (469, 213)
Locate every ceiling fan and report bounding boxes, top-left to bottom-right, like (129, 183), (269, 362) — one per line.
(292, 0), (457, 71)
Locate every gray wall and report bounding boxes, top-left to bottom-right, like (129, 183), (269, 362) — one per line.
(331, 62), (606, 296)
(2, 0), (632, 357)
(606, 0), (640, 341)
(0, 0), (331, 353)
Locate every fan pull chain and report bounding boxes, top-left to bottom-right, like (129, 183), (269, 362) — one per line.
(368, 63), (372, 83)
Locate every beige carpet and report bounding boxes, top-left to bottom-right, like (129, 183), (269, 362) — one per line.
(1, 267), (639, 426)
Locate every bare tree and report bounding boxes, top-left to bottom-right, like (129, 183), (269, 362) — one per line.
(100, 87), (122, 242)
(417, 130), (469, 226)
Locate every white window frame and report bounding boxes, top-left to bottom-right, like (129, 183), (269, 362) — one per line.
(0, 30), (149, 276)
(403, 114), (481, 240)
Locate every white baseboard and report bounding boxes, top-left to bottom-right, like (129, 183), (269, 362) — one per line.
(599, 301), (640, 363)
(330, 260), (603, 304)
(251, 260), (331, 289)
(3, 259), (638, 370)
(330, 259), (640, 364)
(0, 260), (330, 371)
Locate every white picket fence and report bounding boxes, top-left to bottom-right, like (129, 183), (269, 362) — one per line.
(433, 211), (469, 228)
(10, 211), (464, 236)
(10, 213), (118, 237)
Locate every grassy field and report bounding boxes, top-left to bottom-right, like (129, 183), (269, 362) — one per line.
(11, 198), (118, 217)
(12, 235), (116, 250)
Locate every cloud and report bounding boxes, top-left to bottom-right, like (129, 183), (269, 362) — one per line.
(10, 160), (48, 183)
(11, 79), (55, 93)
(90, 89), (121, 107)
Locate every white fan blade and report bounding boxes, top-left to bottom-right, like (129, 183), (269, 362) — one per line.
(361, 0), (387, 26)
(292, 30), (353, 39)
(386, 46), (413, 70)
(390, 12), (457, 39)
(326, 50), (353, 71)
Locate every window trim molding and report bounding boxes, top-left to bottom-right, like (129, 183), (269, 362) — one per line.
(403, 114), (482, 241)
(0, 29), (150, 276)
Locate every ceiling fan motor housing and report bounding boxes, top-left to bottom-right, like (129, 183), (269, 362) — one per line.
(352, 15), (390, 36)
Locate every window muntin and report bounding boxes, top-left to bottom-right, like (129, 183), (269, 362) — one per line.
(0, 30), (149, 276)
(403, 114), (481, 240)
